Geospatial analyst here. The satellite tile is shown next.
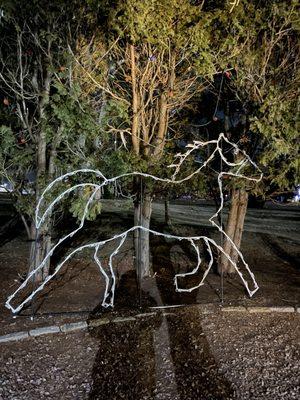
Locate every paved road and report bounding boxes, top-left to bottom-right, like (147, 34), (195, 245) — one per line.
(1, 197), (299, 242)
(152, 202), (300, 242)
(101, 200), (300, 242)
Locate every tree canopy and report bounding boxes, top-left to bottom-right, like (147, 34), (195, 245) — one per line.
(0, 0), (298, 278)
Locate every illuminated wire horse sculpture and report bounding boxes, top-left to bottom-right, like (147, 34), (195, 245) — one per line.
(6, 132), (262, 314)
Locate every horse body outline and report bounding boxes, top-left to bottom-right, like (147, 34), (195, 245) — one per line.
(6, 133), (262, 314)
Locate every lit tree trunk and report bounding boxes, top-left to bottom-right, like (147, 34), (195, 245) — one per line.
(229, 189), (248, 267)
(28, 69), (53, 281)
(28, 223), (48, 281)
(134, 183), (153, 278)
(129, 44), (140, 155)
(219, 188), (248, 274)
(28, 122), (63, 281)
(128, 45), (174, 279)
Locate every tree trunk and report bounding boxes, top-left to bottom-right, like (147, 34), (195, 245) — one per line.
(134, 181), (152, 279)
(229, 189), (248, 268)
(28, 223), (42, 280)
(219, 188), (239, 274)
(29, 69), (53, 282)
(130, 44), (140, 155)
(219, 188), (248, 274)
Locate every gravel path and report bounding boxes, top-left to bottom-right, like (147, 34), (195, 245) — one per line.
(1, 308), (299, 399)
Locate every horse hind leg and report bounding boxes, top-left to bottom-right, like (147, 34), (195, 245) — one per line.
(106, 235), (127, 307)
(93, 235), (127, 308)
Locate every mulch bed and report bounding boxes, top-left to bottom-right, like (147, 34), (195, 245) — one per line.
(0, 209), (299, 336)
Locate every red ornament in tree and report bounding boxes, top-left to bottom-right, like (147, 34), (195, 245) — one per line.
(224, 71), (232, 80)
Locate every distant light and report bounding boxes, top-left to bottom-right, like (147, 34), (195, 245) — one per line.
(293, 186), (300, 202)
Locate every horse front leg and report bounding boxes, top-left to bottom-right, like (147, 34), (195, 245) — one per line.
(216, 240), (259, 297)
(94, 244), (112, 308)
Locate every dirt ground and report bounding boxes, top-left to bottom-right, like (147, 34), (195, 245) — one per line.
(0, 201), (299, 399)
(0, 308), (299, 399)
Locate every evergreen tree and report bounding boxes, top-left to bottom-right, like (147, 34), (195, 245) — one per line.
(0, 0), (102, 279)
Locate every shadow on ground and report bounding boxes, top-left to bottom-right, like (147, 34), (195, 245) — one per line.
(87, 273), (234, 400)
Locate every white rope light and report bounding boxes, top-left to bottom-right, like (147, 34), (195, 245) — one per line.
(5, 133), (262, 314)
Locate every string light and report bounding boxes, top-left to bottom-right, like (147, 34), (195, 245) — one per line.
(5, 133), (262, 314)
